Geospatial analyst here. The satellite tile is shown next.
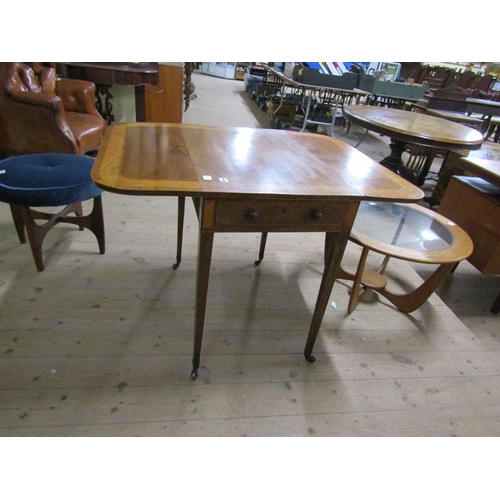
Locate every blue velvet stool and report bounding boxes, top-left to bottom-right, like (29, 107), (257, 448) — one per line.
(0, 153), (105, 271)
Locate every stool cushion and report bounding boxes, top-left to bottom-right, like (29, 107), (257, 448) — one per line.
(0, 153), (102, 207)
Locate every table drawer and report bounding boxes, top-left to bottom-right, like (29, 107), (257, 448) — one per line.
(212, 200), (351, 232)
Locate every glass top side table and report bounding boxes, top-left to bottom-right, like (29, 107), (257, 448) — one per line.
(337, 201), (473, 313)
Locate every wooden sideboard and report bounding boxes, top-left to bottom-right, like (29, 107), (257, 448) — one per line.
(58, 62), (184, 124)
(144, 63), (184, 123)
(57, 62), (159, 123)
(438, 162), (500, 313)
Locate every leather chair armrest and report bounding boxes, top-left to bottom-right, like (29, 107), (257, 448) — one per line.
(7, 89), (77, 153)
(9, 89), (64, 111)
(56, 78), (101, 117)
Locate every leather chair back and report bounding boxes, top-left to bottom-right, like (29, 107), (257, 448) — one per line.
(7, 62), (57, 94)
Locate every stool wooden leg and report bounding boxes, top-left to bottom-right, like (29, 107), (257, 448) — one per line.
(71, 202), (85, 231)
(15, 196), (105, 271)
(48, 197), (105, 254)
(20, 206), (53, 272)
(9, 204), (27, 243)
(492, 291), (500, 314)
(87, 195), (105, 255)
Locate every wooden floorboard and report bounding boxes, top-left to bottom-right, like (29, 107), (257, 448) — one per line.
(1, 190), (500, 436)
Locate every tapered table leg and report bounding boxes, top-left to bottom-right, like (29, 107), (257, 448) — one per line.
(254, 232), (268, 265)
(303, 231), (350, 362)
(191, 229), (214, 380)
(172, 196), (186, 269)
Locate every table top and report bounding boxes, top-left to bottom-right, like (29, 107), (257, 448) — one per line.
(343, 105), (484, 150)
(350, 201), (473, 264)
(459, 157), (500, 188)
(91, 123), (424, 203)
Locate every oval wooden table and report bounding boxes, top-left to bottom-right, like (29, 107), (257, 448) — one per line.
(337, 201), (474, 314)
(343, 105), (484, 185)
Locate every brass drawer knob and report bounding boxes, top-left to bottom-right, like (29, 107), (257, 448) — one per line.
(247, 210), (259, 221)
(311, 210), (322, 220)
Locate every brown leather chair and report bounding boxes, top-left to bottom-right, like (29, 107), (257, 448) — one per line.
(0, 62), (106, 158)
